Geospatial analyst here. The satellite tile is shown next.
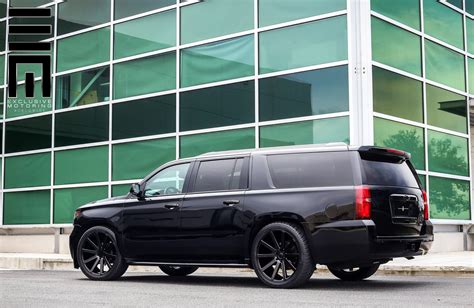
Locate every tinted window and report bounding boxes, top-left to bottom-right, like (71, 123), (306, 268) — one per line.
(360, 154), (419, 188)
(6, 115), (52, 153)
(144, 163), (190, 197)
(266, 152), (353, 188)
(193, 159), (244, 192)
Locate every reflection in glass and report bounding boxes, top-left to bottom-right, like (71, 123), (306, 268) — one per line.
(429, 176), (470, 220)
(373, 117), (425, 170)
(423, 0), (463, 49)
(58, 0), (111, 35)
(115, 0), (175, 20)
(371, 0), (420, 30)
(428, 130), (469, 176)
(426, 84), (467, 133)
(425, 40), (465, 91)
(56, 67), (110, 110)
(180, 81), (254, 131)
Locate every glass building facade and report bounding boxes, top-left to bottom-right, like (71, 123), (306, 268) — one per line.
(0, 0), (471, 226)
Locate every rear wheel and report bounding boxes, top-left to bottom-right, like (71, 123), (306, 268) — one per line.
(77, 226), (128, 281)
(251, 222), (314, 288)
(328, 264), (379, 281)
(159, 265), (199, 276)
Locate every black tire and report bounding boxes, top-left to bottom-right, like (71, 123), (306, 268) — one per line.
(251, 222), (314, 288)
(328, 264), (379, 281)
(77, 226), (128, 281)
(159, 265), (199, 276)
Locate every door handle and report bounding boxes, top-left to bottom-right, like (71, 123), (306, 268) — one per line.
(223, 200), (240, 206)
(164, 203), (180, 210)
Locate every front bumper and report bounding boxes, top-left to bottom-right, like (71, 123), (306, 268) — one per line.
(309, 220), (433, 267)
(69, 225), (83, 269)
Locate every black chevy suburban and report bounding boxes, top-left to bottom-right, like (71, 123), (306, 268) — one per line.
(70, 143), (433, 288)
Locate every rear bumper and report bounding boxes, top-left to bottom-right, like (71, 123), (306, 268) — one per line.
(69, 225), (82, 269)
(309, 220), (433, 267)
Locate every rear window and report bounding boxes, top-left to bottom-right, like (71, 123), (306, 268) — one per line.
(266, 152), (354, 189)
(360, 153), (420, 188)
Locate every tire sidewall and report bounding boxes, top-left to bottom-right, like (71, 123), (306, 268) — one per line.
(77, 226), (126, 281)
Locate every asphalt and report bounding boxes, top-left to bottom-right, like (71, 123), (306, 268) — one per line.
(0, 270), (473, 307)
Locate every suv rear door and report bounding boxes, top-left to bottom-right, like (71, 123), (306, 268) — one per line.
(358, 149), (425, 237)
(178, 157), (250, 262)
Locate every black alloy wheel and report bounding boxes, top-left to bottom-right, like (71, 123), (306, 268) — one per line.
(328, 264), (380, 281)
(252, 222), (314, 288)
(77, 226), (128, 280)
(159, 265), (199, 276)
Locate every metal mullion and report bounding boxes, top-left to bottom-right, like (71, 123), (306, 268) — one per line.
(112, 46), (176, 65)
(178, 123), (256, 137)
(427, 171), (471, 181)
(110, 133), (176, 145)
(54, 22), (111, 41)
(259, 112), (350, 127)
(108, 0), (114, 198)
(111, 89), (178, 105)
(50, 1), (58, 225)
(54, 62), (111, 77)
(175, 1), (180, 160)
(254, 0), (259, 148)
(3, 110), (53, 122)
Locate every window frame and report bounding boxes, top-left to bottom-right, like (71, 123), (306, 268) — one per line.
(187, 156), (250, 194)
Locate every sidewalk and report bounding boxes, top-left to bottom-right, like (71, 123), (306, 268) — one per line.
(0, 251), (473, 276)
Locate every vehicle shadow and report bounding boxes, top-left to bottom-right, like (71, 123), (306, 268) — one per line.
(116, 273), (436, 291)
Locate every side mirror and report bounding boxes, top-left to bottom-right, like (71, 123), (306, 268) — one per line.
(130, 183), (142, 198)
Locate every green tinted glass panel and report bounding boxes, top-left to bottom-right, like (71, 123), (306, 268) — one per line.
(259, 0), (346, 27)
(5, 153), (51, 189)
(468, 0), (474, 15)
(180, 128), (255, 158)
(0, 21), (5, 52)
(114, 10), (176, 59)
(112, 184), (131, 197)
(55, 106), (109, 147)
(469, 57), (474, 95)
(425, 40), (465, 91)
(429, 176), (470, 220)
(447, 0), (463, 9)
(4, 190), (50, 225)
(57, 28), (110, 72)
(58, 0), (110, 35)
(428, 130), (469, 176)
(418, 174), (426, 189)
(467, 18), (474, 54)
(373, 67), (423, 122)
(260, 16), (347, 74)
(423, 0), (463, 49)
(115, 0), (175, 19)
(113, 138), (175, 180)
(0, 89), (3, 119)
(6, 81), (53, 118)
(260, 66), (349, 121)
(0, 55), (4, 84)
(260, 117), (349, 148)
(5, 115), (52, 153)
(56, 67), (110, 110)
(114, 53), (176, 99)
(54, 146), (108, 185)
(372, 17), (421, 76)
(426, 84), (467, 133)
(180, 0), (253, 44)
(54, 186), (108, 224)
(113, 94), (176, 140)
(180, 81), (254, 131)
(371, 0), (420, 30)
(181, 35), (254, 87)
(373, 117), (425, 170)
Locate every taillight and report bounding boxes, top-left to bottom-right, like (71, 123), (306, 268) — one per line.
(422, 190), (429, 220)
(355, 186), (371, 219)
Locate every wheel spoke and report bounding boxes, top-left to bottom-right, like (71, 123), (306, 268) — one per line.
(285, 258), (297, 271)
(260, 240), (277, 252)
(281, 260), (287, 280)
(89, 257), (100, 272)
(270, 231), (280, 250)
(103, 251), (117, 258)
(271, 260), (281, 280)
(281, 232), (286, 250)
(261, 258), (277, 271)
(82, 248), (96, 254)
(99, 258), (104, 274)
(84, 255), (97, 263)
(257, 253), (275, 258)
(104, 256), (113, 269)
(86, 237), (98, 249)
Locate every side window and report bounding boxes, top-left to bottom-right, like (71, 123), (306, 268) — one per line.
(193, 158), (244, 193)
(144, 163), (190, 197)
(266, 152), (353, 188)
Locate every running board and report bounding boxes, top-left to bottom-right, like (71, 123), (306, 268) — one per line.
(127, 261), (249, 268)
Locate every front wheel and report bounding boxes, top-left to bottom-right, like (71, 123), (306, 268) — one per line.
(251, 222), (315, 288)
(159, 265), (199, 276)
(77, 226), (128, 281)
(328, 264), (380, 281)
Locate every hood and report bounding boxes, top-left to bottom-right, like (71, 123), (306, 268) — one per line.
(78, 194), (130, 210)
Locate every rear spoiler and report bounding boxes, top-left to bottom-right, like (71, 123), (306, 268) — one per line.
(358, 146), (411, 160)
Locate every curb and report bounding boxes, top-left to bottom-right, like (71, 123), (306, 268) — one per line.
(1, 256), (473, 276)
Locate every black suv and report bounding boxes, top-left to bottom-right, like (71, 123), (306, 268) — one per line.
(70, 143), (433, 288)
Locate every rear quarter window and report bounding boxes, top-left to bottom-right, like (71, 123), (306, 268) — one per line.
(360, 153), (420, 188)
(266, 152), (354, 188)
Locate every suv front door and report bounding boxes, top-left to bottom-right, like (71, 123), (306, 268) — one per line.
(121, 162), (192, 262)
(179, 157), (249, 263)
